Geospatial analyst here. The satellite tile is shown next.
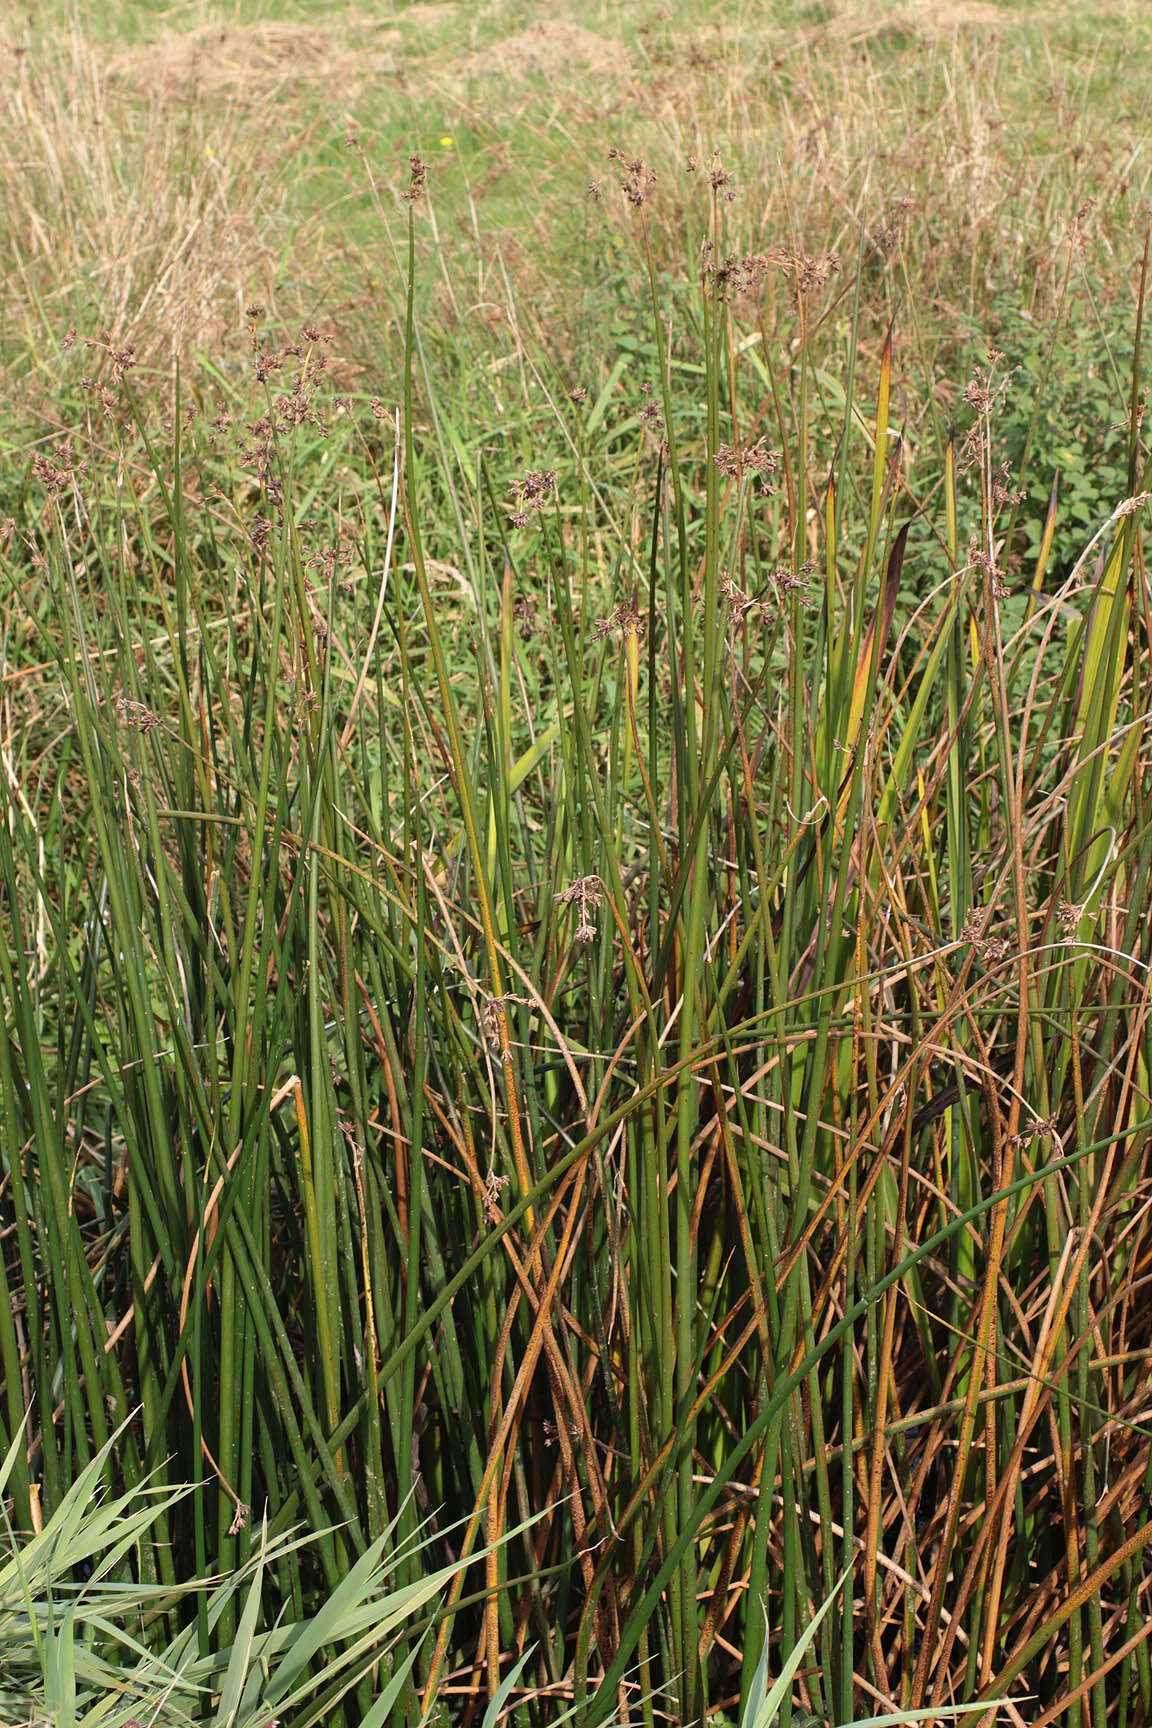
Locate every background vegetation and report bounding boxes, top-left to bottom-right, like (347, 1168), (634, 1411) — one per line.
(3, 1), (1152, 1723)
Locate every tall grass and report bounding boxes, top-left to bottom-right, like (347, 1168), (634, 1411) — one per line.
(3, 90), (1152, 1728)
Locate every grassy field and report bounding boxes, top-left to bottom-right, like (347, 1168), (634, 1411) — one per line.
(3, 1), (1152, 1724)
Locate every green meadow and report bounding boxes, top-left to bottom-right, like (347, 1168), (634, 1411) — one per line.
(3, 1), (1152, 1723)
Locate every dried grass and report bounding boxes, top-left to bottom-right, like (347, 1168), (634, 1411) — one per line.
(822, 0), (1010, 41)
(106, 17), (401, 101)
(461, 20), (631, 85)
(2, 0), (1148, 421)
(1, 29), (289, 377)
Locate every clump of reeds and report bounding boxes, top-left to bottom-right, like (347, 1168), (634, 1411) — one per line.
(2, 82), (1151, 1728)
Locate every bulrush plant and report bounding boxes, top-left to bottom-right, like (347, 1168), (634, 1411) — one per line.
(1, 129), (1152, 1728)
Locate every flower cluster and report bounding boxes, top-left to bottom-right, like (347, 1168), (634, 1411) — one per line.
(961, 911), (1012, 963)
(638, 381), (664, 439)
(403, 154), (427, 202)
(700, 242), (771, 302)
(770, 559), (818, 607)
(766, 248), (841, 306)
(606, 146), (656, 208)
(482, 1165), (510, 1224)
(30, 440), (84, 494)
(871, 198), (916, 254)
(508, 467), (557, 529)
(113, 695), (162, 734)
(713, 435), (780, 493)
(1056, 899), (1085, 939)
(707, 149), (735, 200)
(555, 876), (602, 945)
(590, 593), (643, 645)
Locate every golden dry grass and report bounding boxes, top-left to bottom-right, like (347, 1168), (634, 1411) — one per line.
(1, 1), (1149, 419)
(105, 15), (403, 100)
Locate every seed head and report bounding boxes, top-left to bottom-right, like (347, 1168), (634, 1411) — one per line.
(83, 329), (136, 382)
(607, 146), (656, 209)
(871, 198), (916, 255)
(961, 911), (1013, 961)
(1056, 900), (1085, 939)
(766, 248), (840, 306)
(556, 876), (602, 945)
(701, 243), (771, 301)
(507, 467), (557, 528)
(403, 154), (428, 202)
(1070, 198), (1096, 252)
(482, 1166), (510, 1223)
(992, 460), (1026, 510)
(714, 436), (779, 492)
(707, 149), (735, 200)
(113, 695), (162, 734)
(31, 439), (85, 494)
(639, 385), (664, 435)
(591, 593), (643, 644)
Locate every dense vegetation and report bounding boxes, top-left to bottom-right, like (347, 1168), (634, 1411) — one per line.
(3, 3), (1152, 1724)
